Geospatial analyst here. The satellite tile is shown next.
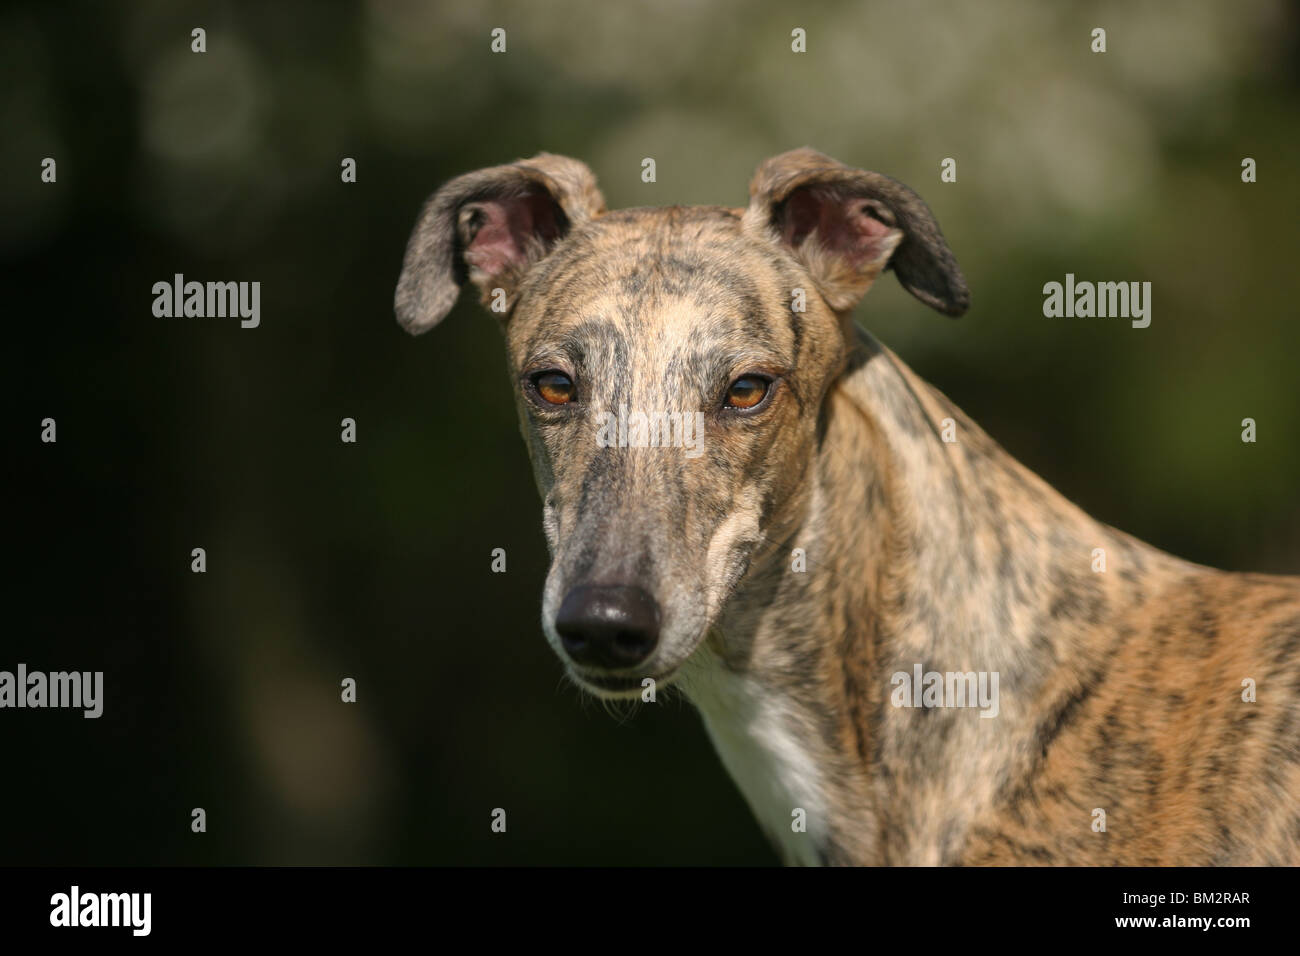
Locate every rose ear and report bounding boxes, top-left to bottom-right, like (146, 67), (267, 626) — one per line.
(743, 148), (969, 316)
(394, 153), (606, 334)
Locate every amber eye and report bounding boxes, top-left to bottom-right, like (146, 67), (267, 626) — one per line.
(724, 375), (771, 410)
(533, 371), (575, 405)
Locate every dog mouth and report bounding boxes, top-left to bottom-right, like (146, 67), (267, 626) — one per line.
(567, 666), (680, 698)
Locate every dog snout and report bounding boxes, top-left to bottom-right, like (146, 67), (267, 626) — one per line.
(555, 585), (661, 669)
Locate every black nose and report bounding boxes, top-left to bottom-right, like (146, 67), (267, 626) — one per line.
(555, 585), (661, 669)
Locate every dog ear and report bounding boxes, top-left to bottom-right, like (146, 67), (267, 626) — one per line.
(394, 153), (606, 334)
(743, 148), (969, 316)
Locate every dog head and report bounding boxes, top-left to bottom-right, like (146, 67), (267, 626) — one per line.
(395, 149), (967, 697)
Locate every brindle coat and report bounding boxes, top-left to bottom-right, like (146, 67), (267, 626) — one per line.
(395, 149), (1300, 865)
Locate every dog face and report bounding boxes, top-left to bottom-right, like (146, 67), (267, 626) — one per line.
(395, 149), (967, 697)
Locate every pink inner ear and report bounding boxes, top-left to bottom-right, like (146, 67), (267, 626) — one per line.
(464, 188), (562, 277)
(781, 186), (896, 267)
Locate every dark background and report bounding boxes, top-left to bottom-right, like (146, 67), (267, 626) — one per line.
(3, 0), (1298, 864)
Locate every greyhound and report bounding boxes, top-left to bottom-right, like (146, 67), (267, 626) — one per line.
(394, 149), (1300, 865)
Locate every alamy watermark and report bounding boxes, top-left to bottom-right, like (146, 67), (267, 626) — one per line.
(595, 405), (705, 458)
(152, 273), (260, 328)
(50, 886), (150, 936)
(1042, 273), (1151, 328)
(890, 663), (999, 718)
(0, 664), (103, 718)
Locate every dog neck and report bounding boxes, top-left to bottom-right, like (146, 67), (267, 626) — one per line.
(681, 326), (1153, 864)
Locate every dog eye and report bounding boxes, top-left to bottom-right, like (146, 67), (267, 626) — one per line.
(533, 371), (575, 405)
(724, 375), (771, 410)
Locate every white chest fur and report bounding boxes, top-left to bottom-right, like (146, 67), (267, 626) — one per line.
(683, 665), (829, 866)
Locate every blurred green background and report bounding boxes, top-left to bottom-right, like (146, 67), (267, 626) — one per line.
(3, 0), (1297, 864)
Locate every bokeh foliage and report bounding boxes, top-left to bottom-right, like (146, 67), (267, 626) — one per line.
(3, 0), (1297, 864)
